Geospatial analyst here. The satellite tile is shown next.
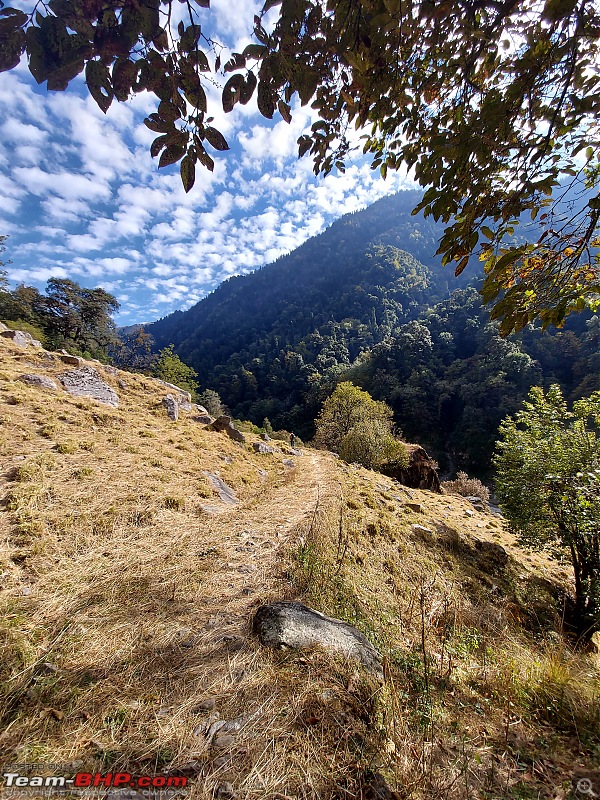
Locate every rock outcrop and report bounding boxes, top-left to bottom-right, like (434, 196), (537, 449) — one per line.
(59, 365), (119, 407)
(253, 601), (383, 678)
(382, 443), (441, 493)
(17, 374), (58, 391)
(162, 394), (179, 421)
(156, 381), (192, 411)
(253, 441), (275, 454)
(1, 329), (42, 348)
(208, 416), (246, 443)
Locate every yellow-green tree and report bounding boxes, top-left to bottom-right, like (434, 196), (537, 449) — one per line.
(314, 382), (407, 471)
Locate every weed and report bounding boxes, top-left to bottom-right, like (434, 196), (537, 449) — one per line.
(163, 496), (185, 510)
(56, 441), (78, 454)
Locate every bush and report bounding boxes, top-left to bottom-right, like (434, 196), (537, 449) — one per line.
(442, 471), (490, 503)
(315, 383), (407, 472)
(339, 419), (408, 471)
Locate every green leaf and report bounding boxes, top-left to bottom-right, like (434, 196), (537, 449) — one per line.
(112, 57), (137, 101)
(0, 24), (25, 72)
(158, 99), (180, 121)
(242, 43), (267, 60)
(224, 52), (245, 73)
(204, 126), (229, 151)
(278, 99), (292, 123)
(180, 153), (196, 192)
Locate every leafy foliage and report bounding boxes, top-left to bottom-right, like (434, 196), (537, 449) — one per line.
(197, 388), (224, 417)
(110, 326), (155, 372)
(151, 344), (199, 396)
(146, 194), (599, 475)
(314, 381), (407, 472)
(494, 385), (600, 638)
(2, 2), (599, 327)
(441, 472), (490, 505)
(0, 271), (119, 358)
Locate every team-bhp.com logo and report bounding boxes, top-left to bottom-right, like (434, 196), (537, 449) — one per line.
(2, 771), (187, 791)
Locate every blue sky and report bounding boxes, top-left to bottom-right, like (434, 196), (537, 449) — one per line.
(0, 0), (417, 325)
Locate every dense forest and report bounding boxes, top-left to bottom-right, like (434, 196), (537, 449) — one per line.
(146, 191), (599, 477)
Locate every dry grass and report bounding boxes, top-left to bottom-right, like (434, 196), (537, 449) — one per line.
(0, 338), (598, 800)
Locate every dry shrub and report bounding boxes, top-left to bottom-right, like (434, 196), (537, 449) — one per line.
(442, 470), (490, 503)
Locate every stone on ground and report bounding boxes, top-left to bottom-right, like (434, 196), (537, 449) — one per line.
(59, 365), (119, 407)
(253, 601), (383, 678)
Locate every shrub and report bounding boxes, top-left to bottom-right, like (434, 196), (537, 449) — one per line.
(339, 419), (408, 471)
(442, 471), (490, 503)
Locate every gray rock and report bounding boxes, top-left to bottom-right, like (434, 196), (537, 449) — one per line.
(1, 329), (31, 348)
(162, 393), (179, 421)
(466, 495), (488, 513)
(17, 374), (58, 391)
(253, 601), (383, 679)
(210, 416), (246, 443)
(194, 413), (214, 424)
(0, 322), (8, 333)
(194, 404), (210, 415)
(104, 365), (118, 376)
(59, 365), (119, 407)
(205, 473), (238, 505)
(412, 524), (433, 535)
(60, 353), (84, 367)
(406, 502), (424, 514)
(283, 459), (296, 468)
(253, 441), (275, 454)
(157, 380), (192, 410)
(117, 378), (127, 390)
(260, 432), (271, 441)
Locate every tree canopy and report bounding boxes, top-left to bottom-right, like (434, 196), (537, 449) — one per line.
(0, 272), (119, 357)
(1, 0), (599, 330)
(494, 385), (600, 639)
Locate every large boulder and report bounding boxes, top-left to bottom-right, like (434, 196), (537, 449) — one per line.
(382, 443), (441, 493)
(1, 329), (41, 348)
(156, 381), (192, 411)
(209, 415), (246, 443)
(253, 441), (275, 454)
(17, 374), (58, 391)
(59, 366), (119, 407)
(253, 601), (383, 678)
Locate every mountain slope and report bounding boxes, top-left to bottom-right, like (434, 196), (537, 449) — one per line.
(147, 191), (471, 433)
(0, 334), (598, 799)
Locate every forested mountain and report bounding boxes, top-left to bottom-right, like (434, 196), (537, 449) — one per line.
(146, 191), (599, 476)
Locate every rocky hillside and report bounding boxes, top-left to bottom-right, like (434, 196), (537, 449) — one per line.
(0, 331), (598, 800)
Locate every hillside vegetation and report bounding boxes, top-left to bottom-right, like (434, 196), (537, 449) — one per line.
(1, 336), (599, 799)
(145, 192), (599, 476)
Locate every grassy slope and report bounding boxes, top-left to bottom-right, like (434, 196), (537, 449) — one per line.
(0, 337), (598, 800)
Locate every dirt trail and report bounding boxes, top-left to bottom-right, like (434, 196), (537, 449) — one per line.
(189, 450), (339, 640)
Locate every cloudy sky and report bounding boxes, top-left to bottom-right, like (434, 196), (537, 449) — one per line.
(0, 0), (417, 325)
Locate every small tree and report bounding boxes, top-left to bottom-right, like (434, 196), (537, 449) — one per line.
(197, 389), (224, 417)
(314, 381), (394, 451)
(152, 345), (199, 397)
(314, 381), (407, 472)
(494, 385), (600, 639)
